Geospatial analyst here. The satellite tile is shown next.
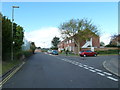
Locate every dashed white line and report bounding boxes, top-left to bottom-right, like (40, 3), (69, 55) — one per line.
(103, 72), (112, 76)
(97, 72), (105, 76)
(83, 65), (87, 67)
(107, 76), (118, 82)
(75, 62), (79, 65)
(88, 67), (94, 69)
(95, 69), (102, 72)
(89, 69), (96, 72)
(78, 65), (83, 67)
(62, 59), (65, 60)
(84, 67), (89, 69)
(58, 58), (118, 82)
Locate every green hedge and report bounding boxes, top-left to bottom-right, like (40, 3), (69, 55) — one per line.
(14, 50), (33, 60)
(96, 49), (119, 54)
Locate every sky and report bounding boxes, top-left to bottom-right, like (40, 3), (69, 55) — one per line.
(1, 2), (118, 48)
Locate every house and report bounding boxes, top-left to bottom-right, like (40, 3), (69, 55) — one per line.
(58, 35), (100, 54)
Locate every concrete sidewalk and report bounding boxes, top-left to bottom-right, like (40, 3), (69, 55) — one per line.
(103, 56), (120, 77)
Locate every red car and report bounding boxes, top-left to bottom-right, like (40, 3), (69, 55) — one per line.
(79, 50), (97, 57)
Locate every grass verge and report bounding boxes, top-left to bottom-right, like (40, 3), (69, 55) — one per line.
(2, 50), (33, 76)
(2, 60), (22, 75)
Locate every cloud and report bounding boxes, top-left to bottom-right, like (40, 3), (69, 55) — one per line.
(25, 27), (112, 47)
(100, 33), (111, 45)
(24, 27), (61, 48)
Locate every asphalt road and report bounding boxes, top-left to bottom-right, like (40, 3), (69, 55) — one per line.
(3, 52), (119, 88)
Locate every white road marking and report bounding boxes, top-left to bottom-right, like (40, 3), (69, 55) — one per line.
(107, 76), (118, 82)
(89, 69), (96, 72)
(83, 65), (87, 67)
(84, 67), (89, 69)
(97, 72), (105, 76)
(64, 59), (67, 61)
(75, 62), (79, 64)
(59, 58), (118, 82)
(67, 60), (71, 63)
(78, 65), (83, 67)
(95, 69), (102, 72)
(74, 62), (79, 65)
(88, 67), (94, 69)
(103, 72), (112, 76)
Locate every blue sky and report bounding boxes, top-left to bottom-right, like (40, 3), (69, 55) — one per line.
(2, 2), (118, 47)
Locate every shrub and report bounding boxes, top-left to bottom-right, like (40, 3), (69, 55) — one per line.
(14, 50), (33, 60)
(96, 49), (119, 54)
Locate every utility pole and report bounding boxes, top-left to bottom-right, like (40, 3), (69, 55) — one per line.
(11, 6), (19, 61)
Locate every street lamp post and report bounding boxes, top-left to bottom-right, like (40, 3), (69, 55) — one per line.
(11, 6), (19, 61)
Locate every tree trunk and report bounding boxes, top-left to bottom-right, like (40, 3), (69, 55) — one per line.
(77, 42), (80, 55)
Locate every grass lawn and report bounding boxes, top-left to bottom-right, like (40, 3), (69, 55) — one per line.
(2, 60), (22, 75)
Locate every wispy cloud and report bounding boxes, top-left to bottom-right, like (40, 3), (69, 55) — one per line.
(24, 27), (61, 48)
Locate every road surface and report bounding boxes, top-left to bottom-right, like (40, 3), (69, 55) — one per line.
(3, 52), (119, 88)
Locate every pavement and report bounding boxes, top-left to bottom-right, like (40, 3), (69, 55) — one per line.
(103, 55), (120, 77)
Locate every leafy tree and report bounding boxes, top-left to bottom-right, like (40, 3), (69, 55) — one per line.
(30, 42), (36, 54)
(2, 14), (24, 61)
(13, 25), (24, 51)
(100, 42), (105, 46)
(106, 34), (120, 47)
(51, 36), (60, 50)
(110, 34), (120, 46)
(59, 18), (99, 54)
(2, 15), (12, 61)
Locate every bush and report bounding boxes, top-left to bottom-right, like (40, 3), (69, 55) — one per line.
(14, 50), (33, 60)
(96, 49), (119, 54)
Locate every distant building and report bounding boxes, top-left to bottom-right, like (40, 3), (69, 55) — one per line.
(58, 35), (100, 54)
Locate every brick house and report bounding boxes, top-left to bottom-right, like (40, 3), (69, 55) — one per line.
(58, 35), (100, 54)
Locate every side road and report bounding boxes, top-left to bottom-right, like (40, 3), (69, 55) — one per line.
(103, 56), (119, 77)
(59, 54), (119, 77)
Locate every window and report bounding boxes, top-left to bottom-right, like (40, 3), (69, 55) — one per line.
(86, 50), (92, 52)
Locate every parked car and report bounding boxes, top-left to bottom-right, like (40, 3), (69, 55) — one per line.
(52, 50), (59, 55)
(47, 50), (53, 54)
(79, 50), (97, 57)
